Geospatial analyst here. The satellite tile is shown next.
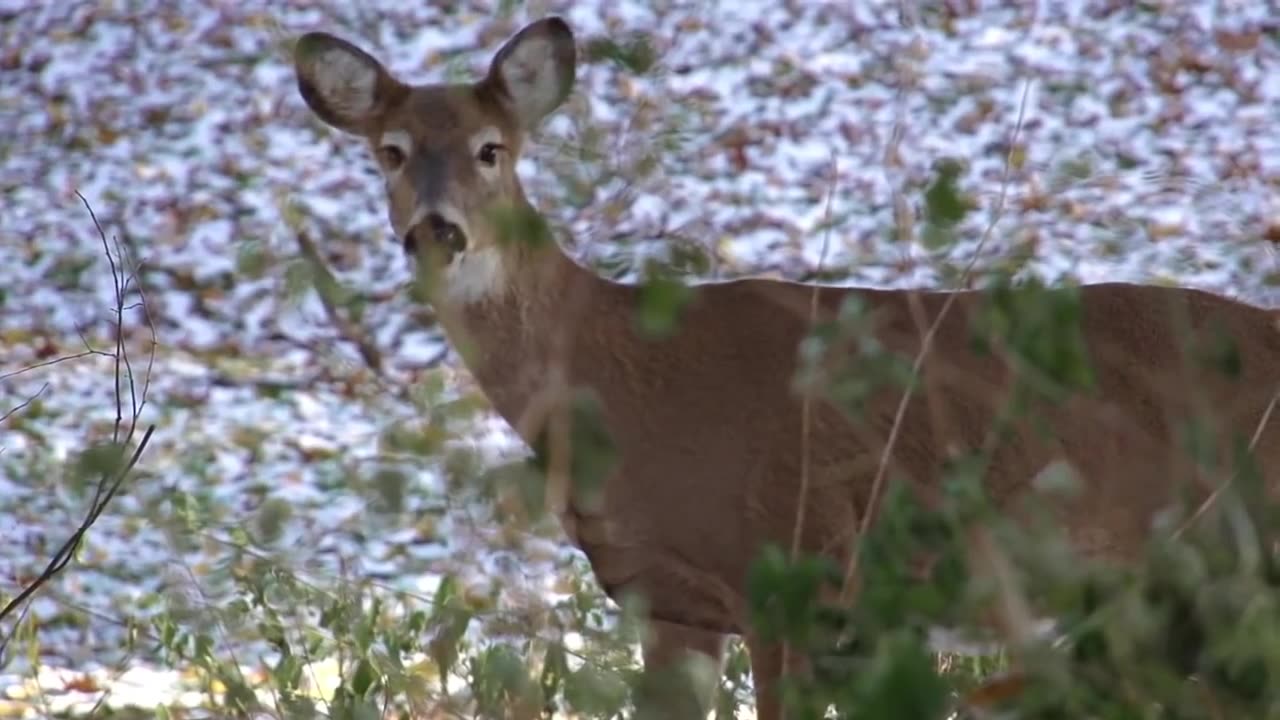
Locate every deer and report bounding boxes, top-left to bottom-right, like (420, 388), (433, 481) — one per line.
(292, 16), (1280, 719)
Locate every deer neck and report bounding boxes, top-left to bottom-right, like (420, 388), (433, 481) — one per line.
(431, 235), (615, 438)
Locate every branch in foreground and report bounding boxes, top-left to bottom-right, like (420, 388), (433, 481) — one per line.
(0, 425), (155, 630)
(294, 229), (386, 376)
(0, 194), (159, 656)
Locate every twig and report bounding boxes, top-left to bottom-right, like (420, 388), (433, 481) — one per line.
(0, 383), (48, 425)
(0, 427), (155, 637)
(295, 229), (387, 376)
(0, 351), (112, 382)
(778, 155), (841, 710)
(790, 155), (839, 561)
(0, 194), (159, 657)
(1175, 365), (1280, 538)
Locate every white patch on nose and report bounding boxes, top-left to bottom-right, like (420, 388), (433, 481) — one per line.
(312, 49), (379, 116)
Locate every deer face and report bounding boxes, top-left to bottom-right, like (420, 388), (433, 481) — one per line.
(292, 18), (576, 303)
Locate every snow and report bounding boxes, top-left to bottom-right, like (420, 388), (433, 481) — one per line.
(3, 0), (1280, 714)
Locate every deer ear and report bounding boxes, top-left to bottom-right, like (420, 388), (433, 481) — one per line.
(486, 17), (577, 130)
(294, 32), (404, 133)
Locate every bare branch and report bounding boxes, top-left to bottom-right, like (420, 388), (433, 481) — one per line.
(294, 229), (387, 376)
(0, 383), (48, 425)
(0, 425), (155, 634)
(0, 194), (160, 656)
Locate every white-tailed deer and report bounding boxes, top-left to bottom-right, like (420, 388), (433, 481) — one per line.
(293, 17), (1280, 719)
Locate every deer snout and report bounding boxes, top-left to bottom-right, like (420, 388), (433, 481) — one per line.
(403, 212), (468, 262)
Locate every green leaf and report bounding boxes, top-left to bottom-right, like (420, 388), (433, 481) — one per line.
(853, 632), (950, 719)
(351, 658), (380, 697)
(528, 388), (619, 514)
(71, 441), (127, 481)
(369, 466), (408, 513)
(747, 544), (841, 647)
(252, 496), (292, 545)
(970, 276), (1094, 399)
(584, 34), (658, 74)
(540, 642), (569, 708)
(427, 577), (472, 679)
(235, 239), (271, 278)
(480, 459), (550, 521)
(378, 421), (448, 457)
(472, 644), (531, 714)
(635, 271), (692, 339)
(923, 158), (971, 230)
(282, 258), (314, 304)
(564, 664), (630, 716)
(489, 204), (554, 250)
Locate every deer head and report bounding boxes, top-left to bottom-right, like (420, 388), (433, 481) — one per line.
(293, 18), (576, 306)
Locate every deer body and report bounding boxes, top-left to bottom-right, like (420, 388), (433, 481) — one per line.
(294, 17), (1280, 719)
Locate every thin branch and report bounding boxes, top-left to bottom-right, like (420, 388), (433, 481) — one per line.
(0, 425), (155, 636)
(1175, 362), (1280, 538)
(0, 383), (48, 425)
(790, 157), (840, 561)
(0, 194), (160, 657)
(0, 351), (113, 382)
(295, 228), (387, 377)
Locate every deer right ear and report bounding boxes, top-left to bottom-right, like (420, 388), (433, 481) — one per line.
(486, 17), (577, 130)
(293, 32), (403, 134)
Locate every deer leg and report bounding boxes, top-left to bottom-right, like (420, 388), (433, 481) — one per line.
(635, 618), (727, 720)
(746, 635), (785, 720)
(747, 635), (816, 720)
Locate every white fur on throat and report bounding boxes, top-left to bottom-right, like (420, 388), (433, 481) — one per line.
(443, 247), (509, 304)
(312, 48), (379, 117)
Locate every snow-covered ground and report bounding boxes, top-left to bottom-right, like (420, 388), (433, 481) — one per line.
(2, 0), (1279, 714)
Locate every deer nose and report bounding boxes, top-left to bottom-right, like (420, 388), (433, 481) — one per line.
(403, 212), (468, 260)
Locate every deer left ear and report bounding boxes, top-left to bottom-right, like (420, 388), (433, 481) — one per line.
(485, 17), (577, 131)
(294, 32), (406, 134)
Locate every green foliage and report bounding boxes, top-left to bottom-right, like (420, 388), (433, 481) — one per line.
(634, 267), (693, 339)
(489, 204), (555, 251)
(584, 34), (659, 75)
(748, 545), (841, 650)
(529, 387), (619, 514)
(470, 644), (537, 716)
(1190, 321), (1244, 380)
(426, 576), (473, 681)
(921, 158), (973, 249)
(971, 275), (1095, 401)
(69, 440), (127, 485)
(235, 238), (271, 279)
(795, 294), (916, 417)
(564, 662), (630, 716)
(250, 497), (292, 546)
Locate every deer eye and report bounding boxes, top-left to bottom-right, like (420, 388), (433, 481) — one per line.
(477, 142), (504, 167)
(377, 145), (406, 169)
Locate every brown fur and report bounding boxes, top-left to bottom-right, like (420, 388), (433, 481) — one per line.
(295, 18), (1280, 719)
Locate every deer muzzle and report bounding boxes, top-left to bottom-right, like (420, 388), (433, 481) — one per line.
(404, 212), (468, 263)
